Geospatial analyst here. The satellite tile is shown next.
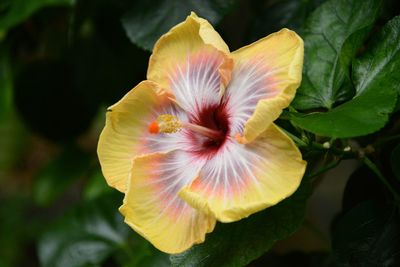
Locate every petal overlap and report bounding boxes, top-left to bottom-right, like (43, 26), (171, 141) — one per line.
(120, 151), (215, 253)
(97, 81), (190, 192)
(226, 29), (303, 143)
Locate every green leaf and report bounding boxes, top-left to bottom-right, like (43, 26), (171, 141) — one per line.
(0, 113), (27, 173)
(391, 144), (400, 181)
(33, 145), (92, 206)
(293, 0), (382, 110)
(38, 193), (129, 267)
(290, 15), (400, 138)
(0, 46), (27, 173)
(331, 201), (400, 266)
(170, 177), (312, 267)
(394, 97), (400, 113)
(0, 46), (13, 121)
(352, 16), (400, 96)
(290, 88), (397, 138)
(125, 251), (170, 267)
(0, 0), (75, 32)
(248, 0), (326, 41)
(38, 192), (169, 267)
(83, 168), (113, 201)
(121, 0), (237, 51)
(0, 197), (33, 267)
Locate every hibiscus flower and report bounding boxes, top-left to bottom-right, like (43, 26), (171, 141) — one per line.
(98, 12), (306, 253)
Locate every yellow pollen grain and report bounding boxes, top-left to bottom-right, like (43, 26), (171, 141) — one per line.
(156, 114), (181, 133)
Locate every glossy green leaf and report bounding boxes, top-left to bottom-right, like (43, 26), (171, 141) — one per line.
(121, 0), (237, 51)
(170, 177), (312, 267)
(290, 88), (397, 138)
(391, 144), (400, 181)
(38, 192), (169, 267)
(38, 193), (128, 267)
(0, 0), (75, 32)
(290, 16), (400, 138)
(33, 146), (91, 206)
(352, 16), (400, 96)
(292, 0), (382, 110)
(331, 201), (400, 266)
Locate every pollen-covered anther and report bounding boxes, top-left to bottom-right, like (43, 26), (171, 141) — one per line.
(149, 114), (224, 141)
(148, 114), (182, 134)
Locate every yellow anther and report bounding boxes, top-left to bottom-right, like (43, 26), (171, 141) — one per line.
(154, 114), (181, 134)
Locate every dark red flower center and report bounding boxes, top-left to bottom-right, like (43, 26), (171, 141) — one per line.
(189, 103), (230, 156)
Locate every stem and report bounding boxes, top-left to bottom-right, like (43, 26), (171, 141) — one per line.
(362, 157), (400, 202)
(307, 158), (342, 181)
(280, 127), (308, 147)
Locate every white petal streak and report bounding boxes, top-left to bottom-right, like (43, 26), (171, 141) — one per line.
(122, 149), (215, 253)
(168, 49), (224, 116)
(138, 102), (192, 154)
(141, 151), (206, 221)
(225, 60), (282, 134)
(196, 139), (268, 203)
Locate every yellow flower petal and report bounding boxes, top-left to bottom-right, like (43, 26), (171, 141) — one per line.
(97, 81), (187, 192)
(148, 12), (229, 85)
(229, 28), (304, 143)
(179, 123), (306, 222)
(147, 12), (232, 114)
(120, 151), (216, 254)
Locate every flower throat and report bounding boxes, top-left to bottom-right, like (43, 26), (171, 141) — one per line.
(148, 104), (230, 150)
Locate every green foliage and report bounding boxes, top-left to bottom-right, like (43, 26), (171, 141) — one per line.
(352, 16), (400, 97)
(38, 193), (129, 267)
(83, 169), (113, 201)
(0, 47), (27, 173)
(249, 0), (326, 42)
(170, 177), (312, 267)
(290, 14), (400, 138)
(38, 192), (169, 267)
(331, 202), (400, 266)
(293, 0), (382, 110)
(0, 0), (74, 33)
(121, 0), (237, 51)
(0, 196), (34, 267)
(0, 47), (12, 121)
(33, 146), (92, 206)
(0, 114), (27, 172)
